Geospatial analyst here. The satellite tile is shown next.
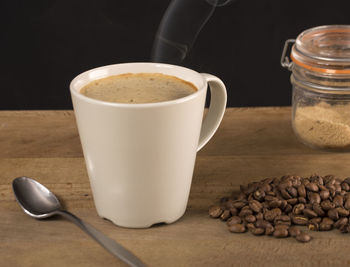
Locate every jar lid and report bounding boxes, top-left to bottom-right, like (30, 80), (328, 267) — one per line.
(291, 25), (350, 74)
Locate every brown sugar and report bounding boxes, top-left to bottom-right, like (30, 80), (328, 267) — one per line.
(294, 102), (350, 149)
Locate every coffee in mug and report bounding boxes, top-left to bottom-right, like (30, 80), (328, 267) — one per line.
(80, 73), (197, 104)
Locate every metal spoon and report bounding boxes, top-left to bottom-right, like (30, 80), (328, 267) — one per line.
(12, 176), (147, 267)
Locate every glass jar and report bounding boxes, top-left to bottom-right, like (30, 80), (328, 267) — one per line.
(281, 25), (350, 151)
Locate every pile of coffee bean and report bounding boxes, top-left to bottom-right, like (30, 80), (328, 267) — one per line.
(209, 174), (350, 242)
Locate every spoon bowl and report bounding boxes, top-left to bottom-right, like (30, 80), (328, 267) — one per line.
(13, 177), (61, 218)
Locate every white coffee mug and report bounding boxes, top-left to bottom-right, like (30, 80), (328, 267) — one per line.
(70, 62), (226, 228)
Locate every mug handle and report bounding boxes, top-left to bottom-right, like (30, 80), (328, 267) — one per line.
(197, 73), (227, 151)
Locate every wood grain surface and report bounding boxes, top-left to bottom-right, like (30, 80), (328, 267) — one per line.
(2, 108), (350, 267)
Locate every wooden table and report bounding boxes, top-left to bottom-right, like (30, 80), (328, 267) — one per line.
(2, 108), (350, 267)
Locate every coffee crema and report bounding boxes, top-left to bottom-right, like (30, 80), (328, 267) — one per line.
(80, 73), (198, 104)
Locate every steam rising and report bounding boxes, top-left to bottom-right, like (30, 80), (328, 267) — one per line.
(151, 0), (234, 64)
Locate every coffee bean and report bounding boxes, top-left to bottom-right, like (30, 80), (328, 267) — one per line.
(249, 200), (263, 213)
(341, 182), (350, 191)
(264, 195), (277, 202)
(246, 195), (253, 202)
(322, 217), (334, 225)
(266, 191), (276, 197)
(262, 177), (274, 184)
(305, 203), (313, 209)
(335, 184), (342, 194)
(247, 193), (254, 202)
(280, 200), (288, 210)
(339, 223), (350, 233)
(220, 210), (231, 221)
(251, 227), (265, 235)
(225, 199), (236, 209)
(253, 189), (265, 201)
(292, 203), (305, 215)
(278, 181), (292, 190)
(324, 175), (335, 184)
(280, 189), (292, 199)
(344, 177), (350, 185)
(314, 175), (324, 186)
(232, 200), (247, 209)
(345, 197), (350, 210)
(228, 223), (246, 233)
(333, 195), (344, 207)
(209, 206), (223, 218)
(287, 187), (298, 198)
(274, 191), (283, 200)
(302, 179), (310, 186)
(334, 217), (348, 229)
(308, 222), (319, 231)
(275, 221), (291, 226)
(274, 224), (289, 231)
(336, 207), (349, 217)
(264, 208), (282, 222)
(256, 219), (272, 229)
(265, 225), (275, 235)
(287, 198), (298, 205)
(280, 175), (292, 181)
(289, 226), (301, 237)
(273, 228), (289, 238)
(274, 220), (291, 227)
(292, 215), (308, 225)
(298, 197), (307, 204)
(306, 182), (319, 192)
(296, 232), (311, 242)
(343, 224), (350, 233)
(309, 217), (322, 224)
(328, 208), (339, 221)
(260, 183), (272, 192)
(245, 214), (256, 223)
(262, 202), (270, 209)
(308, 192), (321, 204)
(320, 200), (335, 211)
(303, 208), (318, 218)
(248, 183), (260, 194)
(297, 185), (306, 198)
(268, 200), (282, 208)
(292, 176), (302, 188)
(239, 208), (253, 217)
(318, 185), (327, 191)
(312, 203), (325, 217)
(274, 215), (291, 225)
(329, 188), (336, 198)
(229, 207), (238, 216)
(256, 212), (264, 220)
(284, 204), (293, 213)
(319, 222), (333, 231)
(320, 190), (330, 200)
(246, 223), (256, 231)
(327, 184), (335, 191)
(227, 216), (242, 226)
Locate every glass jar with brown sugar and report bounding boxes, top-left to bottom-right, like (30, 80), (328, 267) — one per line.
(281, 25), (350, 151)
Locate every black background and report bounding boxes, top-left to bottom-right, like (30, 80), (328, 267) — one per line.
(2, 0), (350, 109)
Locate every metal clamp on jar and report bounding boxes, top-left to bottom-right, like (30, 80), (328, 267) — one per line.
(281, 25), (350, 151)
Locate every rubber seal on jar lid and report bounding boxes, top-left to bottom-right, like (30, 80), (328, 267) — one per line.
(291, 25), (350, 74)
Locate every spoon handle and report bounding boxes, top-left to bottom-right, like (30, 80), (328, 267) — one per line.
(56, 210), (147, 267)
